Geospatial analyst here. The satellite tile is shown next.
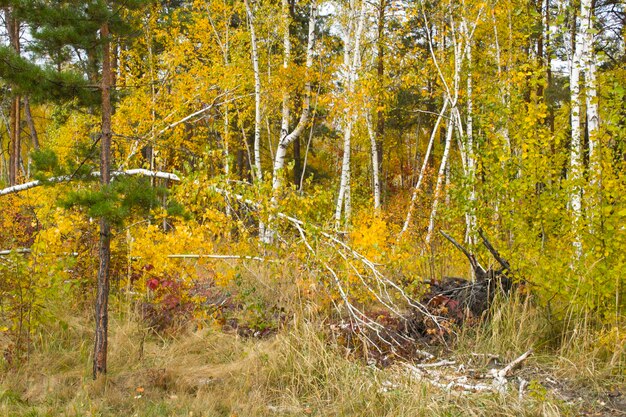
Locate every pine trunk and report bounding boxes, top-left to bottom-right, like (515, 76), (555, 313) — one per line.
(93, 22), (112, 379)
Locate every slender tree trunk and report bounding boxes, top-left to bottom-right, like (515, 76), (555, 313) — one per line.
(271, 2), (316, 191)
(335, 0), (366, 229)
(280, 0), (291, 146)
(399, 98), (449, 239)
(425, 110), (454, 245)
(569, 3), (583, 256)
(6, 9), (20, 186)
(94, 22), (112, 379)
(375, 0), (386, 207)
(365, 112), (381, 211)
(23, 97), (39, 151)
(536, 0), (545, 98)
(545, 0), (555, 133)
(581, 0), (598, 176)
(461, 17), (477, 244)
(9, 96), (20, 186)
(245, 0), (262, 180)
(293, 137), (301, 186)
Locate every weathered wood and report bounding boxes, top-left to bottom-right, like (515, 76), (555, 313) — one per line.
(0, 169), (180, 196)
(478, 228), (510, 271)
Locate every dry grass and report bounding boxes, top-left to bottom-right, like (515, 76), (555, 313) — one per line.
(2, 303), (620, 417)
(1, 260), (624, 417)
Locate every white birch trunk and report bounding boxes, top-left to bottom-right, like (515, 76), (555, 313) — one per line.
(464, 29), (476, 244)
(398, 97), (449, 239)
(245, 0), (262, 181)
(365, 112), (381, 211)
(580, 0), (598, 175)
(335, 0), (367, 229)
(569, 5), (584, 255)
(425, 111), (455, 245)
(280, 0), (291, 145)
(271, 2), (317, 191)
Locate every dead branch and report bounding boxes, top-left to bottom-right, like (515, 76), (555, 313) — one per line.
(208, 185), (442, 350)
(440, 230), (487, 276)
(478, 228), (510, 271)
(165, 254), (273, 262)
(0, 169), (180, 196)
(497, 349), (533, 379)
(490, 349), (533, 393)
(405, 350), (532, 395)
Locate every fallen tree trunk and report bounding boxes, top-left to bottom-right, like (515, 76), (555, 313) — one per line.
(0, 169), (181, 196)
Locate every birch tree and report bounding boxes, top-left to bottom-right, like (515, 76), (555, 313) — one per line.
(569, 0), (584, 255)
(244, 0), (262, 181)
(334, 0), (368, 229)
(272, 1), (317, 192)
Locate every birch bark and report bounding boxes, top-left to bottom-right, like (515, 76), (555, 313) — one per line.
(244, 0), (262, 180)
(334, 0), (367, 229)
(569, 2), (583, 255)
(425, 111), (454, 245)
(398, 98), (449, 239)
(271, 1), (317, 191)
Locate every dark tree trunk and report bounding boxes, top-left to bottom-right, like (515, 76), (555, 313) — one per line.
(375, 0), (386, 201)
(6, 10), (20, 186)
(8, 96), (20, 186)
(23, 97), (39, 151)
(536, 0), (545, 99)
(94, 21), (112, 379)
(546, 0), (555, 134)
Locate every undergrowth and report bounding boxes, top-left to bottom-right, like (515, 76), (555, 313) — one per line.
(1, 289), (623, 417)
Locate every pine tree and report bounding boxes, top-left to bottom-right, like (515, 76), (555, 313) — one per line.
(0, 0), (148, 378)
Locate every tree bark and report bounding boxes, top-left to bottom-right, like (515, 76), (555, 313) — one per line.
(271, 1), (316, 191)
(335, 0), (367, 229)
(280, 0), (291, 148)
(6, 9), (20, 186)
(569, 1), (583, 256)
(425, 111), (454, 245)
(461, 16), (477, 244)
(244, 0), (262, 181)
(375, 0), (386, 207)
(23, 97), (39, 151)
(366, 112), (381, 211)
(93, 21), (112, 379)
(399, 98), (449, 239)
(581, 0), (598, 176)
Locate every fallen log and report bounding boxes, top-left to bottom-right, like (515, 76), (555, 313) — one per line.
(0, 169), (181, 196)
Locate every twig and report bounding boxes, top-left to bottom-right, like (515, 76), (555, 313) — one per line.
(414, 359), (456, 368)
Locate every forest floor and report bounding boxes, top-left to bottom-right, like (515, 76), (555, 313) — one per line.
(1, 305), (625, 417)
